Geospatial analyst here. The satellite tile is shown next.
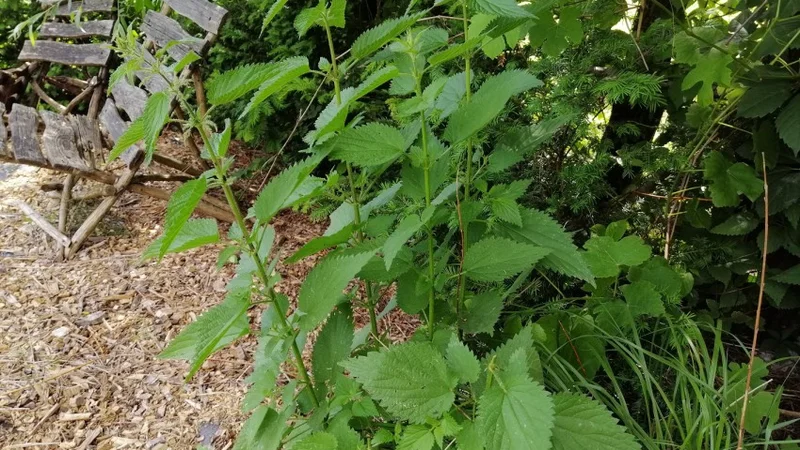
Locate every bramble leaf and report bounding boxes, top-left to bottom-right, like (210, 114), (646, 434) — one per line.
(681, 49), (732, 106)
(528, 7), (583, 56)
(583, 235), (651, 279)
(776, 94), (800, 154)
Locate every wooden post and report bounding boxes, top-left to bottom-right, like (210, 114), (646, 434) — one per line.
(57, 174), (75, 259)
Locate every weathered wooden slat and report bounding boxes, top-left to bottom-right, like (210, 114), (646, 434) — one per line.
(141, 11), (207, 62)
(110, 78), (147, 121)
(40, 111), (88, 171)
(19, 41), (111, 67)
(39, 20), (114, 39)
(99, 100), (143, 167)
(67, 115), (96, 157)
(9, 104), (46, 166)
(165, 0), (228, 34)
(0, 104), (7, 158)
(9, 200), (71, 247)
(42, 0), (114, 15)
(130, 47), (173, 93)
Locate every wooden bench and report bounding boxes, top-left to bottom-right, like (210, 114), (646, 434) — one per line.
(2, 0), (233, 259)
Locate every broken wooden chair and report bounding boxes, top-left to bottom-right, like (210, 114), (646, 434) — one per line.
(1, 0), (234, 259)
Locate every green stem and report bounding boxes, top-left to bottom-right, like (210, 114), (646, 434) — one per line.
(456, 1), (473, 326)
(324, 21), (379, 338)
(419, 106), (436, 340)
(199, 127), (319, 408)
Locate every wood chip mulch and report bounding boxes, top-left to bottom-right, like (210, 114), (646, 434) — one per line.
(0, 135), (419, 449)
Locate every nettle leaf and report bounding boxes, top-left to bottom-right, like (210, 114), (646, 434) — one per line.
(384, 214), (423, 271)
(287, 224), (354, 263)
(253, 153), (325, 223)
(241, 57), (310, 118)
(469, 0), (532, 18)
(351, 13), (425, 60)
(445, 336), (481, 384)
(294, 2), (325, 36)
(528, 7), (583, 56)
(308, 66), (399, 142)
(681, 48), (732, 106)
(463, 290), (504, 335)
(435, 71), (469, 119)
(331, 123), (409, 167)
(428, 36), (484, 67)
(297, 248), (377, 331)
(110, 91), (172, 162)
(551, 393), (640, 450)
(583, 235), (651, 279)
(261, 0), (289, 32)
(234, 406), (287, 450)
(704, 151), (764, 207)
(776, 93), (800, 154)
(463, 237), (550, 282)
(398, 425), (435, 450)
(710, 213), (759, 236)
(313, 310), (354, 396)
(160, 287), (250, 381)
(477, 362), (554, 450)
(444, 70), (542, 144)
(159, 178), (208, 258)
(496, 208), (594, 284)
(143, 218), (218, 260)
(737, 82), (793, 118)
(620, 280), (665, 317)
(343, 342), (457, 423)
(292, 432), (339, 450)
(774, 264), (800, 285)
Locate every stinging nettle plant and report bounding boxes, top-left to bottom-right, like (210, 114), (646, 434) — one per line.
(114, 0), (644, 448)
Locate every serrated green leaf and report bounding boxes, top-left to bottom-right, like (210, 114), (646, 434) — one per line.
(241, 57), (310, 117)
(143, 218), (218, 260)
(436, 71), (469, 119)
(291, 432), (339, 450)
(297, 249), (377, 331)
(160, 287), (250, 381)
(397, 270), (428, 314)
(477, 369), (554, 450)
(446, 336), (481, 384)
(108, 118), (145, 163)
(444, 70), (542, 144)
(428, 36), (484, 67)
(583, 235), (651, 279)
(620, 280), (665, 317)
(312, 310), (354, 397)
(398, 425), (435, 450)
(470, 0), (532, 17)
(261, 0), (289, 32)
(529, 7), (583, 56)
(159, 178), (208, 259)
(208, 62), (282, 106)
(710, 213), (759, 236)
(551, 393), (640, 450)
(331, 123), (408, 167)
(384, 214), (423, 271)
(737, 82), (793, 118)
(704, 151), (764, 207)
(773, 264), (800, 285)
(463, 290), (504, 335)
(627, 257), (684, 300)
(463, 237), (550, 282)
(776, 93), (800, 154)
(294, 3), (325, 36)
(243, 319), (289, 412)
(343, 342), (456, 423)
(351, 13), (424, 60)
(287, 224), (354, 264)
(496, 208), (594, 284)
(234, 406), (286, 450)
(491, 197), (522, 226)
(253, 153), (325, 223)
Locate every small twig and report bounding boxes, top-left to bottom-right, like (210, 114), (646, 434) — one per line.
(558, 320), (587, 376)
(634, 191), (713, 202)
(736, 158), (769, 450)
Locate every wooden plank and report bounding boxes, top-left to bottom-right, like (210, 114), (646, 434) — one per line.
(9, 104), (46, 166)
(0, 104), (7, 158)
(41, 0), (114, 15)
(19, 41), (111, 67)
(165, 0), (228, 34)
(110, 78), (147, 121)
(9, 200), (71, 247)
(40, 110), (88, 170)
(39, 20), (114, 39)
(98, 100), (143, 167)
(67, 115), (96, 157)
(141, 11), (207, 62)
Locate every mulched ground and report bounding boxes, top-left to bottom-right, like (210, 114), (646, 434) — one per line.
(0, 134), (418, 449)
